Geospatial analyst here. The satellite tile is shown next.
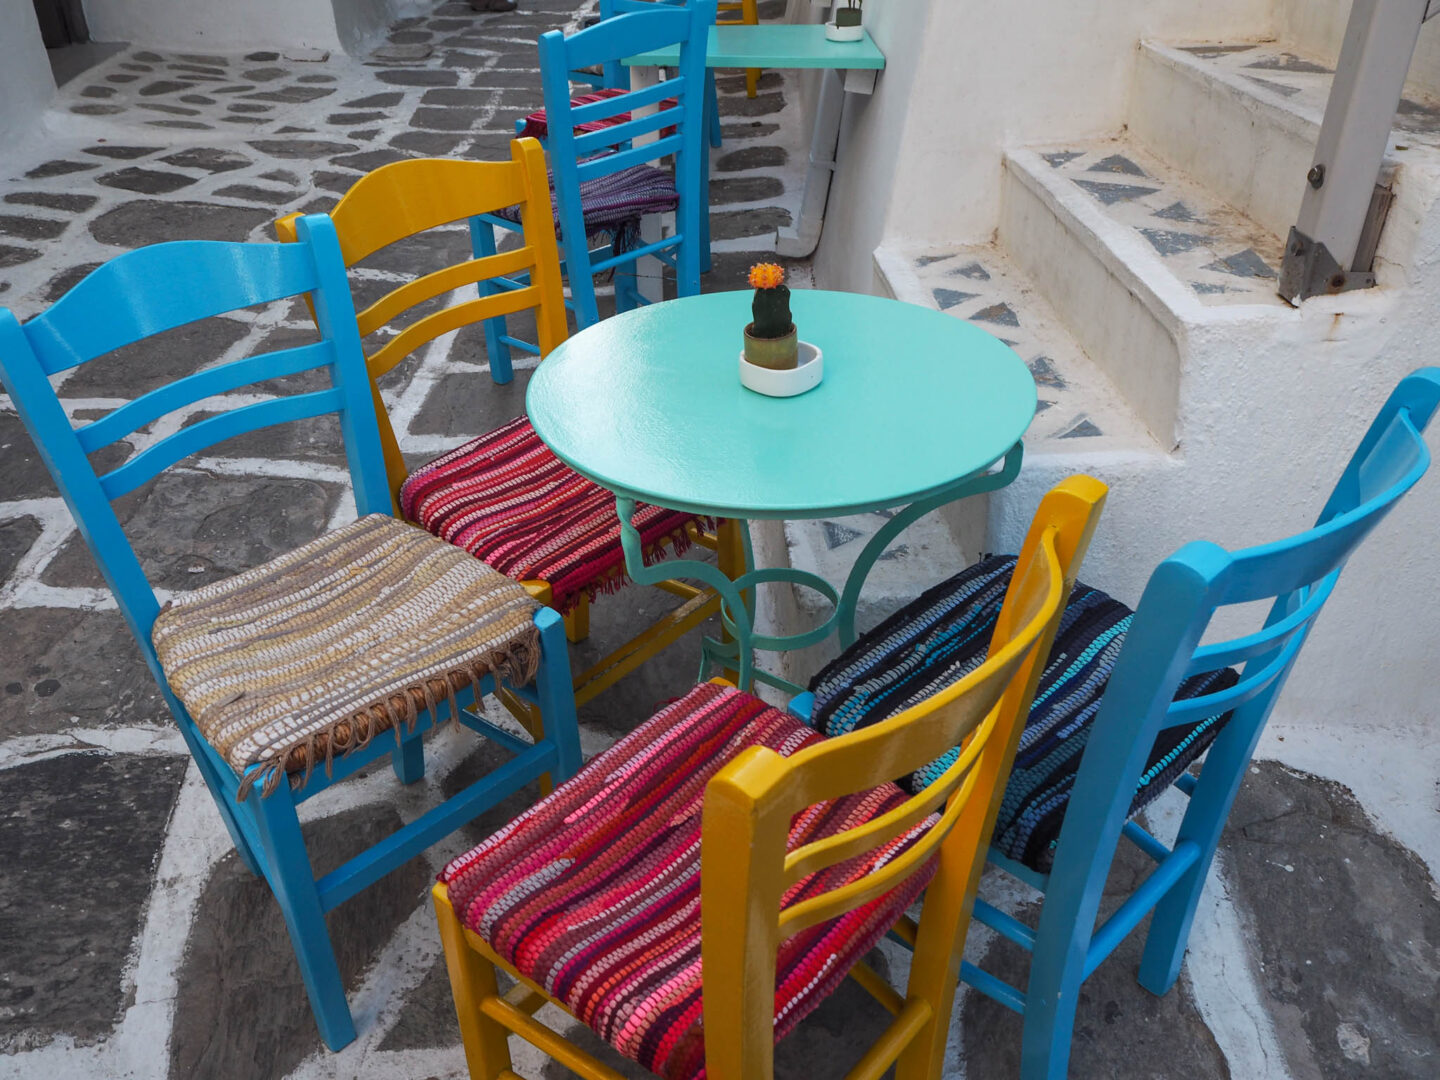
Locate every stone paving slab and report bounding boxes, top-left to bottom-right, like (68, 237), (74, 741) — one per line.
(0, 3), (1436, 1079)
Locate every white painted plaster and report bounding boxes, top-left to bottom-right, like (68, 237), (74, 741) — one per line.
(1275, 0), (1440, 105)
(84, 0), (344, 54)
(0, 2), (56, 146)
(817, 0), (1273, 294)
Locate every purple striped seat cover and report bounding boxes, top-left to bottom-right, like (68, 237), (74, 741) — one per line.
(492, 157), (679, 246)
(439, 682), (939, 1080)
(399, 416), (708, 614)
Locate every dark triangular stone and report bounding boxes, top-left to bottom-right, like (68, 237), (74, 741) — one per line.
(1203, 248), (1276, 279)
(933, 288), (977, 311)
(1088, 153), (1146, 176)
(1139, 227), (1211, 256)
(1029, 356), (1066, 389)
(970, 302), (1020, 327)
(1060, 418), (1103, 438)
(1073, 179), (1160, 205)
(822, 521), (864, 549)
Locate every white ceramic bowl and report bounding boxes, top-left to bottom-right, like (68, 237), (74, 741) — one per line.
(739, 341), (823, 398)
(824, 22), (865, 43)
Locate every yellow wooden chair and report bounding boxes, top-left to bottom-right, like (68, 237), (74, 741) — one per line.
(276, 139), (744, 718)
(717, 0), (761, 98)
(432, 475), (1107, 1080)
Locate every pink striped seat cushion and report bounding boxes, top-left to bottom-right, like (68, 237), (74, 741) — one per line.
(439, 682), (938, 1080)
(399, 416), (708, 614)
(519, 87), (680, 140)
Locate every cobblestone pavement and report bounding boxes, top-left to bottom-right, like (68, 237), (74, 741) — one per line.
(2, 3), (1438, 1079)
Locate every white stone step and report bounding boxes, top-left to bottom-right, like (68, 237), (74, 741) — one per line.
(765, 240), (1168, 686)
(1000, 139), (1288, 449)
(1134, 39), (1440, 260)
(1274, 3), (1440, 105)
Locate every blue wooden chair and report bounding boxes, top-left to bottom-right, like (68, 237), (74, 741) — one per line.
(791, 368), (1440, 1079)
(477, 0), (715, 368)
(534, 0), (725, 150)
(0, 220), (581, 1052)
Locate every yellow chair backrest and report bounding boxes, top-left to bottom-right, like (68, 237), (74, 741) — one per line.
(700, 475), (1108, 1080)
(275, 138), (567, 499)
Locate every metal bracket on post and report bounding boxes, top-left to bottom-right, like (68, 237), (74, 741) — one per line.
(1277, 0), (1426, 303)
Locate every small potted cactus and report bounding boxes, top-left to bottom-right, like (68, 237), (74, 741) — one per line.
(827, 0), (864, 41)
(739, 262), (823, 397)
(743, 262), (798, 371)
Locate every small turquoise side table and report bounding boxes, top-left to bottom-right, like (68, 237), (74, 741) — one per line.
(526, 289), (1037, 691)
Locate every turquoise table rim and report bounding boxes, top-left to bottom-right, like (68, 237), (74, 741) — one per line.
(526, 290), (1036, 520)
(622, 24), (886, 70)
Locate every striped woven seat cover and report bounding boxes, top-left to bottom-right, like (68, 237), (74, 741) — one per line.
(518, 87), (679, 140)
(491, 155), (679, 250)
(808, 556), (1240, 873)
(440, 682), (937, 1080)
(400, 416), (708, 614)
(152, 514), (540, 797)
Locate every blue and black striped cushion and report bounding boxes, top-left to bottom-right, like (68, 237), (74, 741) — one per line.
(807, 556), (1238, 873)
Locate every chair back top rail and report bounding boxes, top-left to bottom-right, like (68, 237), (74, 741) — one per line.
(0, 217), (389, 647)
(539, 0), (714, 180)
(276, 140), (567, 374)
(277, 156), (529, 267)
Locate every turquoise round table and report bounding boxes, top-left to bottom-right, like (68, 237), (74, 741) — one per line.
(526, 289), (1036, 690)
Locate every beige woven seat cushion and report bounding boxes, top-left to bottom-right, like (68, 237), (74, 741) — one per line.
(152, 514), (541, 797)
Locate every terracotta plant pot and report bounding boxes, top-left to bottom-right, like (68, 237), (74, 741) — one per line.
(835, 7), (862, 27)
(744, 323), (799, 370)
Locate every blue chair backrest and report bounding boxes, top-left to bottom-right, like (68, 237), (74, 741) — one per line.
(537, 0), (714, 319)
(595, 0), (699, 88)
(0, 216), (391, 676)
(1053, 368), (1440, 884)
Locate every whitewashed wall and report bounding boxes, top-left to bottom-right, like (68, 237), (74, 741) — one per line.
(816, 0), (1271, 291)
(0, 2), (57, 146)
(1275, 0), (1440, 103)
(82, 0), (426, 55)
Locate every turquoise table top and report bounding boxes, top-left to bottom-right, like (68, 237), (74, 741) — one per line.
(526, 290), (1036, 519)
(623, 24), (885, 70)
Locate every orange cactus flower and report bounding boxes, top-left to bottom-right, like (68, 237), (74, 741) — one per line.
(748, 262), (786, 289)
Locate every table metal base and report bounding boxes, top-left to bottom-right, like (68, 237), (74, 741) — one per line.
(614, 442), (1024, 693)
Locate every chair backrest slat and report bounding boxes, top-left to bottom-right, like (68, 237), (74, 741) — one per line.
(355, 246), (537, 339)
(98, 388), (345, 500)
(570, 74), (680, 124)
(0, 216), (389, 670)
(75, 341), (335, 454)
(1183, 574), (1332, 674)
(365, 287), (543, 381)
(572, 103), (683, 156)
(24, 241), (322, 375)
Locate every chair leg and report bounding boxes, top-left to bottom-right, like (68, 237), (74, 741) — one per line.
(434, 884), (515, 1080)
(1017, 896), (1094, 1080)
(706, 69), (723, 148)
(470, 217), (513, 384)
(391, 731), (425, 785)
(533, 606), (582, 783)
(563, 592), (590, 643)
(249, 784), (357, 1050)
(176, 721), (264, 877)
(745, 68), (760, 98)
(1139, 715), (1269, 995)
